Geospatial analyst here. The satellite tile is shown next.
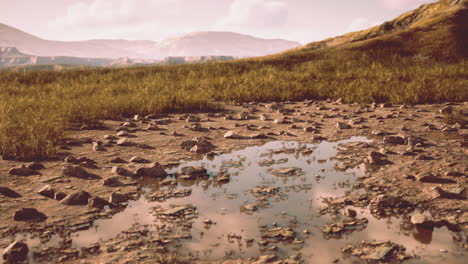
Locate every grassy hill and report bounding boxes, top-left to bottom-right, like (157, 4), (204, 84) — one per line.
(0, 0), (467, 160)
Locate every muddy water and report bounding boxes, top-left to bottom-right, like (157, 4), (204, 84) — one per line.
(2, 137), (466, 263)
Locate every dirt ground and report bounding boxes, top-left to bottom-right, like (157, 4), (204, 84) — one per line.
(1, 100), (466, 264)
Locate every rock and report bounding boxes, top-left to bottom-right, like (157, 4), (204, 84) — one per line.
(116, 138), (132, 146)
(110, 157), (127, 163)
(242, 204), (258, 211)
(263, 227), (296, 240)
(117, 131), (128, 137)
(238, 111), (249, 120)
(250, 133), (268, 139)
(13, 208), (47, 222)
(111, 166), (135, 177)
(343, 241), (412, 262)
(109, 192), (128, 204)
(54, 191), (67, 200)
(92, 141), (104, 151)
(0, 187), (21, 198)
(380, 103), (392, 108)
(61, 165), (89, 179)
(415, 154), (432, 160)
(160, 204), (194, 216)
(37, 185), (55, 199)
(64, 155), (79, 163)
(103, 176), (123, 187)
(336, 122), (351, 129)
(60, 191), (91, 205)
(270, 167), (302, 176)
(27, 162), (45, 170)
(416, 172), (456, 184)
(88, 196), (109, 209)
(440, 106), (453, 114)
(129, 156), (150, 163)
(322, 218), (368, 235)
(411, 214), (428, 225)
(136, 163), (168, 178)
(433, 187), (467, 199)
(366, 151), (389, 165)
(8, 164), (38, 176)
(224, 131), (240, 139)
(383, 135), (405, 145)
(187, 139), (215, 154)
(344, 208), (357, 218)
(178, 166), (208, 178)
(2, 241), (28, 263)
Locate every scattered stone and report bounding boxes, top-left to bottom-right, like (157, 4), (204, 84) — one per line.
(344, 208), (357, 218)
(263, 227), (296, 240)
(60, 191), (91, 205)
(8, 164), (38, 176)
(111, 166), (135, 177)
(242, 204), (259, 212)
(224, 131), (241, 139)
(439, 106), (453, 114)
(88, 196), (109, 209)
(103, 176), (123, 187)
(116, 138), (133, 146)
(109, 192), (128, 204)
(26, 162), (45, 170)
(342, 241), (413, 262)
(110, 157), (127, 163)
(92, 141), (104, 151)
(270, 167), (302, 176)
(2, 241), (28, 263)
(416, 172), (456, 184)
(129, 156), (150, 163)
(366, 151), (389, 165)
(37, 185), (55, 199)
(383, 135), (405, 145)
(0, 187), (21, 198)
(13, 208), (47, 222)
(336, 122), (351, 129)
(61, 165), (90, 179)
(322, 218), (368, 236)
(54, 192), (67, 201)
(136, 163), (168, 178)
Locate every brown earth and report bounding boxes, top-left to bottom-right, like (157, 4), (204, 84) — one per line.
(0, 100), (466, 264)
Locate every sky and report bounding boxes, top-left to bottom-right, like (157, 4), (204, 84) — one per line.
(1, 0), (438, 44)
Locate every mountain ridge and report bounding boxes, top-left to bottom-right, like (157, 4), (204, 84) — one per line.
(0, 24), (300, 59)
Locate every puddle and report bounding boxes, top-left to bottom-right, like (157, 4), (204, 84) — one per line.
(1, 137), (466, 263)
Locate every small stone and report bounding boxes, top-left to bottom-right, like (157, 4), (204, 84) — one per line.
(344, 208), (357, 218)
(129, 156), (150, 163)
(103, 177), (123, 187)
(224, 131), (240, 139)
(2, 241), (28, 263)
(60, 191), (91, 205)
(411, 214), (427, 225)
(136, 163), (168, 178)
(110, 157), (127, 163)
(37, 185), (55, 199)
(88, 196), (109, 209)
(8, 164), (38, 176)
(26, 162), (45, 170)
(54, 191), (67, 200)
(61, 165), (89, 179)
(0, 187), (21, 198)
(13, 208), (47, 222)
(109, 192), (128, 204)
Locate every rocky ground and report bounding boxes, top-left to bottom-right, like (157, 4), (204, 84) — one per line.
(0, 100), (466, 264)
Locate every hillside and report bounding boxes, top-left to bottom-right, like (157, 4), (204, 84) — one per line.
(0, 24), (300, 59)
(275, 0), (467, 61)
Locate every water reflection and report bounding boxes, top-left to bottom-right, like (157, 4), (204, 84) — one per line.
(1, 137), (465, 264)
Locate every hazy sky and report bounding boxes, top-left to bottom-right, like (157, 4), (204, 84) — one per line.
(2, 0), (437, 44)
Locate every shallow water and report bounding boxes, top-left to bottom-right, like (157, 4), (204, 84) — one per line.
(1, 137), (466, 263)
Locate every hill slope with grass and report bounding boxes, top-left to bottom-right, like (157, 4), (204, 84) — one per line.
(0, 0), (467, 160)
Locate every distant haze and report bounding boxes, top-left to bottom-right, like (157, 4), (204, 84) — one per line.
(1, 0), (437, 44)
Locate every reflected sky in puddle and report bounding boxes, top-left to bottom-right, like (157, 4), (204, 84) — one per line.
(2, 137), (465, 264)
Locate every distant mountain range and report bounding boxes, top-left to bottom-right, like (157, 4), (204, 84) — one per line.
(0, 23), (301, 67)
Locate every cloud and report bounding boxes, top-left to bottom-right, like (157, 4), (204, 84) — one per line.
(49, 0), (184, 40)
(346, 17), (380, 33)
(381, 0), (431, 9)
(215, 0), (289, 33)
